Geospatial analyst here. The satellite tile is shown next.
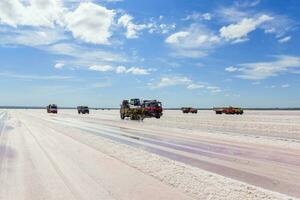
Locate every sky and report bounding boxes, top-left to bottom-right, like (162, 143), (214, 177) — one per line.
(0, 0), (299, 108)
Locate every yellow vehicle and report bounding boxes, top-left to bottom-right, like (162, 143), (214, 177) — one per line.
(120, 99), (145, 120)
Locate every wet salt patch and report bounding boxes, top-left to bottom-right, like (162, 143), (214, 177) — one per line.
(61, 130), (296, 200)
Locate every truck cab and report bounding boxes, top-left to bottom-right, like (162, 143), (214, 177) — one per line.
(142, 100), (163, 118)
(77, 106), (90, 114)
(47, 104), (58, 114)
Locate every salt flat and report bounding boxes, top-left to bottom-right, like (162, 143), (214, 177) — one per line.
(0, 109), (299, 200)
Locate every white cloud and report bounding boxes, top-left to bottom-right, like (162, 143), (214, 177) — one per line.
(0, 71), (71, 80)
(230, 55), (300, 80)
(234, 0), (261, 8)
(104, 0), (123, 2)
(225, 66), (239, 72)
(115, 66), (150, 75)
(265, 85), (276, 89)
(118, 14), (147, 39)
(0, 0), (64, 27)
(166, 25), (220, 49)
(278, 36), (291, 43)
(252, 81), (261, 85)
(166, 31), (190, 44)
(0, 28), (65, 46)
(220, 15), (273, 42)
(281, 84), (290, 88)
(206, 86), (222, 93)
(54, 62), (65, 69)
(151, 76), (192, 88)
(116, 65), (127, 73)
(187, 83), (205, 89)
(64, 2), (115, 44)
(88, 64), (150, 75)
(47, 43), (127, 66)
(0, 1), (118, 45)
(126, 67), (150, 75)
(149, 75), (221, 93)
(183, 13), (212, 21)
(89, 65), (114, 72)
(169, 49), (207, 58)
(148, 23), (176, 34)
(217, 6), (294, 39)
(165, 24), (220, 58)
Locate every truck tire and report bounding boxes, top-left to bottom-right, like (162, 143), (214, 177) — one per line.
(120, 113), (125, 119)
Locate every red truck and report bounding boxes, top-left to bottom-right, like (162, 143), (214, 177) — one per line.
(181, 107), (198, 114)
(142, 100), (163, 119)
(213, 107), (243, 115)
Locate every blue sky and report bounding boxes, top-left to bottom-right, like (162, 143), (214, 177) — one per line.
(0, 0), (299, 108)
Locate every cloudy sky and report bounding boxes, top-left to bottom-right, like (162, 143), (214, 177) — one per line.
(0, 0), (299, 108)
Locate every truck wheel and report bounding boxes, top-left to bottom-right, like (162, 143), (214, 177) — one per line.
(120, 114), (125, 119)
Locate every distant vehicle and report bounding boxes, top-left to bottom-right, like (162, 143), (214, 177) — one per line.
(181, 107), (198, 114)
(213, 107), (244, 115)
(120, 99), (144, 120)
(77, 106), (89, 114)
(47, 104), (57, 114)
(142, 100), (163, 119)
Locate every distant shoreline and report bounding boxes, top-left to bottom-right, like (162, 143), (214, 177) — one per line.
(1, 106), (300, 111)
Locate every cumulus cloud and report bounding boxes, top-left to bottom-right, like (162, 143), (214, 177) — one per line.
(0, 1), (116, 45)
(229, 55), (300, 80)
(117, 14), (175, 38)
(0, 0), (64, 27)
(165, 24), (220, 58)
(117, 14), (147, 39)
(148, 23), (176, 34)
(64, 2), (115, 44)
(220, 15), (273, 42)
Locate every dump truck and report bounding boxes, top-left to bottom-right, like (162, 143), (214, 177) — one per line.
(47, 104), (58, 114)
(181, 107), (198, 114)
(120, 99), (145, 120)
(77, 106), (89, 114)
(142, 100), (163, 119)
(213, 107), (244, 115)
